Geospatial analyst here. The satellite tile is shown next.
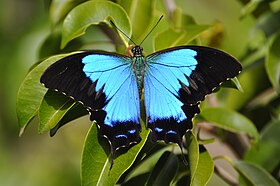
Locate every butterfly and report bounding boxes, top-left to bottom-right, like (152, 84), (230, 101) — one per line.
(40, 43), (242, 156)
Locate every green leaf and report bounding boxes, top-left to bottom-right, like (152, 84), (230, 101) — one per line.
(265, 32), (280, 92)
(154, 12), (210, 51)
(50, 103), (88, 137)
(224, 60), (269, 110)
(154, 25), (209, 51)
(171, 9), (196, 29)
(81, 121), (150, 186)
(256, 11), (280, 37)
(16, 54), (72, 135)
(122, 173), (150, 186)
(244, 120), (280, 172)
(233, 160), (279, 186)
(154, 29), (183, 51)
(191, 145), (214, 186)
(199, 107), (259, 141)
(186, 130), (199, 185)
(117, 0), (155, 43)
(38, 90), (75, 134)
(146, 151), (178, 186)
(241, 0), (262, 18)
(124, 146), (173, 182)
(207, 173), (230, 186)
(49, 0), (87, 26)
(61, 1), (131, 48)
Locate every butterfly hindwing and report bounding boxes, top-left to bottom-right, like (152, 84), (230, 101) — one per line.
(41, 52), (141, 154)
(144, 46), (242, 145)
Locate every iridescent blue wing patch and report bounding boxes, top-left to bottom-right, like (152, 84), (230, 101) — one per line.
(144, 46), (242, 146)
(40, 52), (141, 154)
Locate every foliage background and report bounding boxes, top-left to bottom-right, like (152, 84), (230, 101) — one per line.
(1, 0), (280, 185)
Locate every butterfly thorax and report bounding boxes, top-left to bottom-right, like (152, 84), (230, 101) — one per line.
(131, 45), (146, 96)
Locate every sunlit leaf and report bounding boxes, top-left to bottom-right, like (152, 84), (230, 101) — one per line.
(199, 107), (259, 141)
(81, 121), (149, 186)
(61, 1), (131, 48)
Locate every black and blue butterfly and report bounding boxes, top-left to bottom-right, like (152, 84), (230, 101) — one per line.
(40, 21), (242, 156)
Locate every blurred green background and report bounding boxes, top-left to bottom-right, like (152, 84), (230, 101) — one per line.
(1, 0), (280, 185)
(0, 1), (88, 185)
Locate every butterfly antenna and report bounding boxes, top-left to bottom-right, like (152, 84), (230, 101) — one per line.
(110, 20), (137, 45)
(139, 15), (164, 46)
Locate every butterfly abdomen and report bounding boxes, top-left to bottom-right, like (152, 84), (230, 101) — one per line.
(132, 55), (146, 96)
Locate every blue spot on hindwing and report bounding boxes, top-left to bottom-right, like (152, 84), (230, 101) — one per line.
(115, 134), (128, 139)
(155, 127), (163, 132)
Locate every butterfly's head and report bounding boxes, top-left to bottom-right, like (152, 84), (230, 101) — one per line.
(131, 45), (143, 57)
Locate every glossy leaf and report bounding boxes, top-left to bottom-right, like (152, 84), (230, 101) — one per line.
(38, 90), (75, 134)
(265, 32), (280, 92)
(233, 160), (279, 186)
(199, 107), (259, 141)
(146, 151), (178, 186)
(16, 54), (72, 135)
(81, 121), (149, 186)
(191, 145), (214, 186)
(61, 1), (131, 48)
